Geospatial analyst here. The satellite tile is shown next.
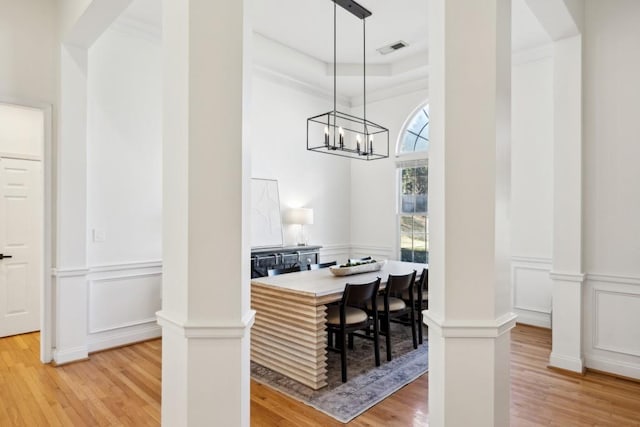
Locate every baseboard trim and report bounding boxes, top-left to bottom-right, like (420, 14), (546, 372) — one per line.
(88, 322), (162, 353)
(513, 309), (551, 329)
(549, 352), (585, 373)
(585, 354), (640, 381)
(53, 345), (89, 365)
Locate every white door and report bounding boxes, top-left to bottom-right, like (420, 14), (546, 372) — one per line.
(0, 157), (42, 337)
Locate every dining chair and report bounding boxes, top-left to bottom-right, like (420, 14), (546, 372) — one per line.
(267, 265), (302, 276)
(401, 268), (428, 344)
(308, 261), (337, 270)
(369, 270), (417, 361)
(326, 277), (381, 382)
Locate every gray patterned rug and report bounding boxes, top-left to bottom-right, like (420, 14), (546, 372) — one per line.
(251, 323), (429, 423)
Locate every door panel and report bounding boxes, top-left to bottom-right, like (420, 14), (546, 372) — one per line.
(0, 157), (42, 337)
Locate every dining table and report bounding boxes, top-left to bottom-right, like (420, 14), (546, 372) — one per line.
(250, 259), (427, 390)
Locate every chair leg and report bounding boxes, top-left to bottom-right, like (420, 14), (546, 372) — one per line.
(348, 333), (354, 349)
(328, 329), (334, 348)
(410, 307), (418, 349)
(373, 318), (380, 367)
(385, 315), (392, 361)
(418, 309), (423, 344)
(340, 329), (348, 382)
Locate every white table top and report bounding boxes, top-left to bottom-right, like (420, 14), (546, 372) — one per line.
(251, 260), (427, 298)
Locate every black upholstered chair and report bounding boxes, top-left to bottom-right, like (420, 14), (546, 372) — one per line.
(402, 268), (428, 344)
(326, 278), (381, 382)
(308, 261), (337, 270)
(267, 265), (302, 276)
(370, 271), (417, 361)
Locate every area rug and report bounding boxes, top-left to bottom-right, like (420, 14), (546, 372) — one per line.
(251, 323), (429, 423)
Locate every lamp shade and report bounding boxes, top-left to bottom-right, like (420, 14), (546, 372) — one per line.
(285, 208), (314, 225)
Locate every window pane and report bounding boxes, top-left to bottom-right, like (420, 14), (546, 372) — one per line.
(402, 195), (415, 213)
(400, 216), (413, 234)
(413, 137), (429, 152)
(415, 166), (427, 194)
(399, 106), (429, 154)
(413, 216), (426, 251)
(407, 110), (427, 135)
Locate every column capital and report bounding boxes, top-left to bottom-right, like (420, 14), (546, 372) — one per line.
(156, 310), (256, 339)
(423, 311), (517, 338)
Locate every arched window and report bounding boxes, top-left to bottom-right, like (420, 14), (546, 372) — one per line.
(397, 104), (428, 263)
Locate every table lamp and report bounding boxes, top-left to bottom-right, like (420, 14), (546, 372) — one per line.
(285, 208), (314, 246)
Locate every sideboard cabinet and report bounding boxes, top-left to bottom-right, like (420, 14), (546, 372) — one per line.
(250, 245), (322, 278)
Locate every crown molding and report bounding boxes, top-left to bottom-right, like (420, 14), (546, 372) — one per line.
(110, 14), (162, 45)
(253, 65), (352, 108)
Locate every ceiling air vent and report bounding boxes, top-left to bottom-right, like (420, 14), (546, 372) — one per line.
(377, 40), (408, 55)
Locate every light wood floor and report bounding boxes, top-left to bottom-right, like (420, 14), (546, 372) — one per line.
(1, 325), (639, 426)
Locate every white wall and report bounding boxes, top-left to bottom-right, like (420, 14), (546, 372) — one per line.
(87, 26), (162, 265)
(85, 23), (162, 351)
(511, 48), (554, 328)
(0, 0), (58, 105)
(582, 0), (640, 379)
(251, 70), (353, 263)
(0, 104), (45, 158)
(349, 89), (428, 261)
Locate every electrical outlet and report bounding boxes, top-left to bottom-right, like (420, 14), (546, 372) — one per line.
(93, 229), (106, 243)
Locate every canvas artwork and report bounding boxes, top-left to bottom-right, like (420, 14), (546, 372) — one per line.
(251, 178), (283, 248)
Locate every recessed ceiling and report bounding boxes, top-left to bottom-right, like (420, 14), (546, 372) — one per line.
(252, 0), (429, 65)
(119, 0), (551, 99)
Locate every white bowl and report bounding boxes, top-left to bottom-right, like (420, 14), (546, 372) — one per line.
(329, 260), (386, 276)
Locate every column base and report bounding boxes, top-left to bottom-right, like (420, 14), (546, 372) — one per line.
(549, 352), (585, 373)
(424, 311), (517, 427)
(157, 310), (255, 427)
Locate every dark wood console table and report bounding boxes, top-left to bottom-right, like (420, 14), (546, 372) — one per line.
(250, 245), (322, 278)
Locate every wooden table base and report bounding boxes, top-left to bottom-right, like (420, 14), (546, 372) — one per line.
(251, 284), (328, 389)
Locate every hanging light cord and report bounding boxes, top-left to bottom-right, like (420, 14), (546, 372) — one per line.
(363, 17), (367, 137)
(333, 1), (337, 127)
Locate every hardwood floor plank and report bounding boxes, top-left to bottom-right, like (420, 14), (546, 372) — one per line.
(1, 326), (640, 426)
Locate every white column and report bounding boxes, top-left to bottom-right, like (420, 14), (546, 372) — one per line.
(157, 1), (254, 426)
(549, 35), (584, 373)
(424, 1), (515, 426)
(53, 44), (89, 364)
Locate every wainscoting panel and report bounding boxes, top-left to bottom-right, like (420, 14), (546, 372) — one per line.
(349, 245), (395, 263)
(319, 244), (350, 265)
(511, 256), (552, 328)
(87, 261), (162, 352)
(584, 275), (640, 379)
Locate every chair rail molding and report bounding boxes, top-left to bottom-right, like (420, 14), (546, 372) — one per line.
(88, 259), (162, 274)
(587, 272), (640, 286)
(319, 243), (350, 263)
(51, 267), (90, 278)
(349, 244), (394, 261)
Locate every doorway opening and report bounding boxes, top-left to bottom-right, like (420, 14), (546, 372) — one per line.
(0, 101), (52, 363)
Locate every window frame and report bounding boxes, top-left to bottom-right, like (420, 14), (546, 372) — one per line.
(395, 102), (429, 263)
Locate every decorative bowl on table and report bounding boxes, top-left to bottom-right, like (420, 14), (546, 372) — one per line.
(329, 259), (386, 276)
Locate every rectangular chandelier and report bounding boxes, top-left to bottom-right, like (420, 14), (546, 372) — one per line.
(307, 110), (389, 160)
(306, 0), (389, 161)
